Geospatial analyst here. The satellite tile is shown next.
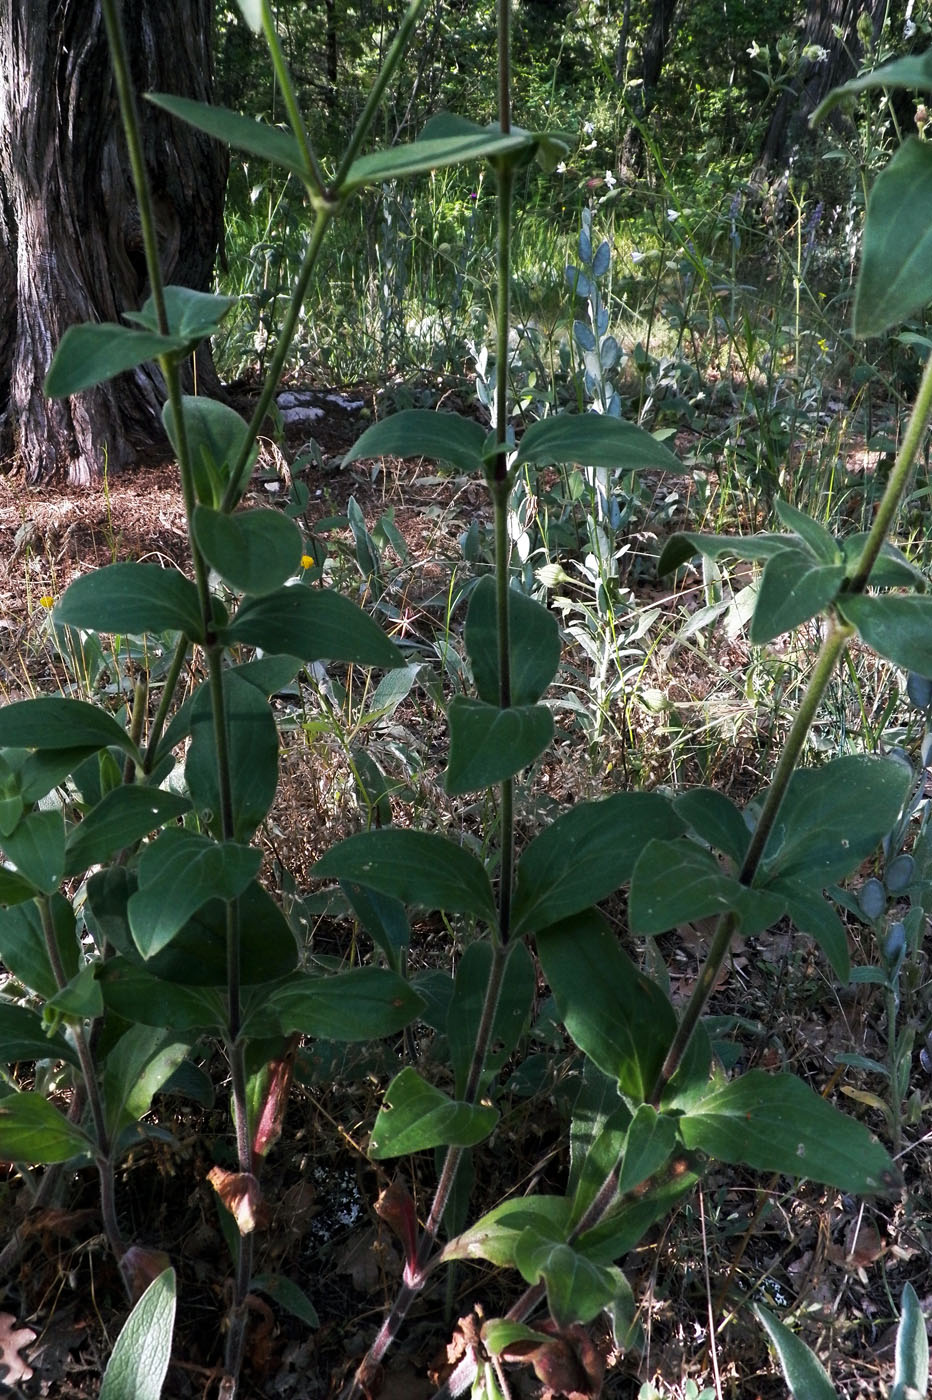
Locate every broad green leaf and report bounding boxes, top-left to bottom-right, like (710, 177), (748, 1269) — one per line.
(568, 1062), (629, 1198)
(341, 882), (409, 969)
(773, 499), (840, 564)
(0, 1092), (92, 1163)
(629, 838), (785, 936)
(186, 669), (278, 841)
(511, 793), (684, 936)
(3, 808), (65, 893)
(0, 1002), (78, 1067)
(576, 1157), (702, 1263)
(617, 1105), (679, 1196)
(891, 1282), (928, 1400)
(441, 1195), (573, 1268)
(227, 586), (403, 668)
(123, 285), (237, 342)
(812, 51), (932, 122)
(673, 788), (750, 865)
(244, 966), (424, 1041)
(45, 963), (104, 1024)
(749, 548), (844, 644)
(515, 415), (683, 473)
(754, 1304), (839, 1400)
(679, 1071), (900, 1193)
(45, 324), (186, 398)
(369, 1066), (498, 1157)
(0, 696), (137, 758)
(761, 755), (911, 884)
(445, 697), (553, 794)
(97, 958), (226, 1031)
(481, 1320), (553, 1355)
(0, 868), (38, 906)
(447, 941), (535, 1098)
(840, 536), (926, 592)
(416, 112), (570, 172)
(536, 909), (675, 1101)
(838, 593), (932, 673)
(771, 879), (850, 982)
(657, 531), (787, 576)
(99, 1268), (176, 1400)
(64, 787), (190, 876)
(87, 868), (297, 987)
(313, 829), (497, 923)
(148, 93), (309, 177)
(513, 1237), (618, 1328)
(128, 830), (261, 958)
(19, 746), (99, 806)
(573, 1103), (676, 1223)
(342, 409), (486, 474)
(164, 395), (257, 508)
(341, 128), (534, 195)
(250, 1274), (319, 1329)
(854, 138), (932, 337)
(192, 506), (302, 596)
(465, 577), (560, 707)
(55, 562), (204, 643)
(101, 1025), (191, 1136)
(0, 896), (80, 999)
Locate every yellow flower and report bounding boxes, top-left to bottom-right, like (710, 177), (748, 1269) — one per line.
(300, 554), (314, 570)
(39, 595), (54, 609)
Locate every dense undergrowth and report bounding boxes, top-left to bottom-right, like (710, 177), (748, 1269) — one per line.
(4, 3), (932, 1399)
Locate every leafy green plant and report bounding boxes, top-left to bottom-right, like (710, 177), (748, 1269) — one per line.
(756, 1281), (928, 1400)
(4, 6), (932, 1399)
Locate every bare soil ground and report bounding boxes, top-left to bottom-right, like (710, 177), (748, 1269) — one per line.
(0, 389), (929, 1399)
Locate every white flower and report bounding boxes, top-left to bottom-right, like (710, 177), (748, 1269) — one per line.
(631, 249), (646, 264)
(666, 208), (680, 222)
(583, 121), (594, 135)
(802, 43), (829, 63)
(604, 170), (617, 188)
(556, 160), (567, 174)
(583, 139), (597, 151)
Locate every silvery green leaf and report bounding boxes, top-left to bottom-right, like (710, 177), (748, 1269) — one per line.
(592, 240), (611, 277)
(907, 672), (932, 710)
(858, 878), (886, 920)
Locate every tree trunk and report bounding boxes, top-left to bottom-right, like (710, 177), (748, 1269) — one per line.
(620, 0), (679, 175)
(0, 0), (228, 485)
(759, 0), (892, 166)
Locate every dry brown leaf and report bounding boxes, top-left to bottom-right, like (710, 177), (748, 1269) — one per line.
(335, 1227), (401, 1292)
(207, 1166), (263, 1235)
(120, 1245), (173, 1301)
(0, 1312), (36, 1385)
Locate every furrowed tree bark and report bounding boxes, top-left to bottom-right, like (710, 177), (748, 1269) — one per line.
(0, 0), (228, 485)
(619, 0), (679, 175)
(759, 0), (899, 166)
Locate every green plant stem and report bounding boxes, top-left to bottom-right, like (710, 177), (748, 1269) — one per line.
(99, 0), (167, 335)
(430, 276), (932, 1400)
(647, 616), (853, 1107)
(38, 896), (127, 1283)
(330, 0), (430, 193)
(845, 350), (932, 593)
(259, 1), (325, 195)
(122, 676), (148, 784)
(649, 349), (932, 1106)
(221, 207), (330, 512)
(142, 636), (189, 773)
